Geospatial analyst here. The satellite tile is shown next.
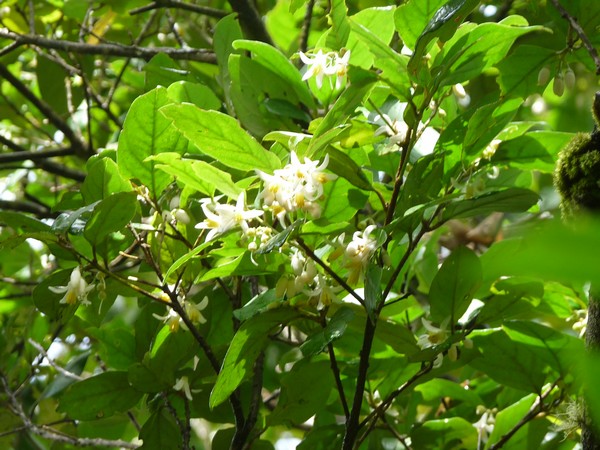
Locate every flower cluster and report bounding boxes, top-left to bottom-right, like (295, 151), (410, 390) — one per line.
(473, 406), (496, 444)
(49, 266), (94, 306)
(257, 151), (336, 225)
(299, 49), (351, 89)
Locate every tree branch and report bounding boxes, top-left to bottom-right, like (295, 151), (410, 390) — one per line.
(0, 200), (55, 218)
(0, 29), (217, 64)
(299, 0), (315, 54)
(227, 0), (273, 45)
(0, 61), (88, 156)
(129, 0), (227, 18)
(1, 373), (139, 449)
(0, 147), (76, 163)
(549, 0), (600, 75)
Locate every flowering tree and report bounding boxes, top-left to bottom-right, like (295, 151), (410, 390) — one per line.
(1, 0), (600, 449)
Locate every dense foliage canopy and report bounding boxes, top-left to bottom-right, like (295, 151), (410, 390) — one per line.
(1, 0), (600, 449)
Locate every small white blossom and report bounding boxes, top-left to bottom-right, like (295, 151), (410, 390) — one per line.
(153, 296), (209, 333)
(173, 376), (198, 401)
(49, 266), (94, 306)
(344, 225), (379, 285)
(299, 49), (351, 89)
(416, 318), (452, 369)
(195, 192), (263, 242)
(473, 407), (496, 444)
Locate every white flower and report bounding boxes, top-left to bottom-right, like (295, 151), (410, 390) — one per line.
(299, 50), (351, 89)
(153, 296), (209, 333)
(299, 50), (329, 88)
(374, 114), (410, 146)
(416, 318), (455, 369)
(195, 192), (263, 242)
(473, 407), (496, 444)
(49, 266), (94, 306)
(344, 225), (379, 284)
(173, 376), (199, 401)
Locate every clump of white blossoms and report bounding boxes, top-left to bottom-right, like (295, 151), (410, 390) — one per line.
(196, 192), (263, 242)
(473, 406), (496, 444)
(257, 151), (337, 225)
(153, 295), (209, 333)
(49, 266), (94, 306)
(299, 49), (351, 89)
(343, 225), (379, 285)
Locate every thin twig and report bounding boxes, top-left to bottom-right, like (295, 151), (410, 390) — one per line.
(129, 0), (227, 18)
(0, 147), (76, 163)
(0, 373), (139, 448)
(27, 339), (84, 381)
(0, 29), (217, 63)
(299, 0), (315, 54)
(549, 0), (600, 75)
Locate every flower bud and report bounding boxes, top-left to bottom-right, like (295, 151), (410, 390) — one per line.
(452, 83), (467, 99)
(564, 68), (576, 90)
(537, 66), (551, 86)
(553, 74), (564, 97)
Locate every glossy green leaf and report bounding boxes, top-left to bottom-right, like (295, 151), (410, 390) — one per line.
(415, 378), (483, 405)
(269, 360), (334, 426)
(429, 246), (482, 323)
(160, 103), (281, 172)
(232, 40), (314, 108)
(82, 156), (132, 204)
(139, 409), (181, 450)
(143, 53), (194, 91)
(411, 417), (478, 449)
(409, 0), (480, 71)
(210, 308), (298, 408)
(485, 394), (543, 450)
(58, 371), (143, 420)
(83, 192), (137, 245)
(166, 81), (222, 110)
(394, 0), (446, 50)
(233, 289), (281, 322)
(326, 0), (351, 49)
(89, 327), (136, 371)
(256, 220), (302, 255)
(117, 86), (187, 196)
(492, 131), (574, 173)
(497, 45), (557, 98)
(300, 307), (355, 356)
(442, 188), (539, 221)
(151, 153), (241, 199)
(469, 329), (547, 392)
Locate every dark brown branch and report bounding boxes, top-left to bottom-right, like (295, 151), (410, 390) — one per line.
(0, 147), (76, 163)
(0, 200), (54, 218)
(129, 0), (227, 18)
(0, 29), (217, 64)
(227, 0), (273, 45)
(549, 0), (600, 75)
(33, 160), (86, 182)
(299, 0), (315, 54)
(328, 341), (350, 418)
(0, 62), (88, 156)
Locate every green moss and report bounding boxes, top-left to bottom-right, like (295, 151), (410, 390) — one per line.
(554, 93), (600, 218)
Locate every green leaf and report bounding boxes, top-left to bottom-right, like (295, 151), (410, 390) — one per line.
(409, 0), (480, 72)
(442, 188), (539, 221)
(83, 192), (138, 245)
(150, 153), (242, 199)
(434, 19), (547, 86)
(232, 40), (314, 108)
(268, 360), (334, 426)
(143, 53), (194, 91)
(51, 202), (99, 234)
(213, 14), (243, 111)
(210, 308), (298, 408)
(256, 220), (302, 255)
(491, 131), (574, 173)
(497, 45), (557, 98)
(502, 320), (583, 375)
(411, 417), (478, 449)
(429, 246), (482, 323)
(313, 69), (377, 139)
(326, 0), (351, 49)
(41, 352), (90, 400)
(485, 394), (541, 450)
(58, 371), (143, 420)
(415, 378), (483, 405)
(0, 211), (51, 232)
(469, 329), (547, 392)
(89, 327), (136, 371)
(139, 409), (181, 450)
(233, 289), (281, 322)
(163, 239), (215, 282)
(318, 177), (369, 224)
(394, 0), (447, 50)
(166, 80), (222, 110)
(300, 307), (355, 356)
(160, 103), (281, 172)
(117, 86), (187, 196)
(82, 156), (132, 204)
(37, 56), (69, 116)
